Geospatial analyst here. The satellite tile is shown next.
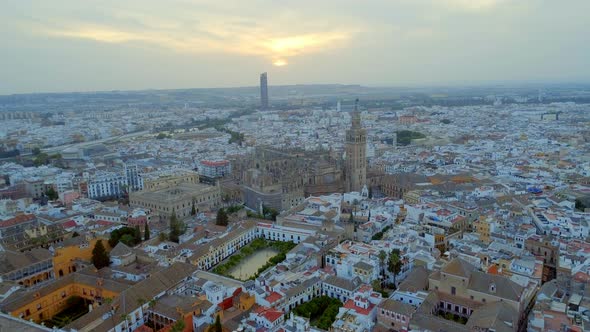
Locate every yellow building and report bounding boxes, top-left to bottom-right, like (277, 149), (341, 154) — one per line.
(142, 170), (199, 191)
(237, 291), (255, 311)
(130, 181), (221, 220)
(403, 190), (422, 205)
(434, 233), (447, 253)
(473, 217), (492, 244)
(52, 236), (111, 278)
(0, 270), (127, 323)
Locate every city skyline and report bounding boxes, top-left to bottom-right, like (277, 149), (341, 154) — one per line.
(1, 1), (590, 331)
(2, 0), (590, 95)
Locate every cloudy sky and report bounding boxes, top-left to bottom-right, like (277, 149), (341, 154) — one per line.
(1, 0), (589, 94)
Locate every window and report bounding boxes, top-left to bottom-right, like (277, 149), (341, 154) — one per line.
(451, 286), (456, 295)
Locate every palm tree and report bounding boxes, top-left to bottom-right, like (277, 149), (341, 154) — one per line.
(103, 297), (113, 307)
(147, 299), (157, 328)
(136, 298), (146, 323)
(120, 314), (130, 331)
(378, 250), (387, 286)
(388, 249), (403, 287)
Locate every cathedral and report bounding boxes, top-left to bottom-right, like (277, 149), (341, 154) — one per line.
(232, 99), (368, 211)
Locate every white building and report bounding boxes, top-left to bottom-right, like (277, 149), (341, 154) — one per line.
(87, 172), (127, 199)
(199, 160), (231, 179)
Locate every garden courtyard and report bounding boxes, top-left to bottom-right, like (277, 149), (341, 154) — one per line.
(228, 247), (278, 279)
(213, 238), (296, 281)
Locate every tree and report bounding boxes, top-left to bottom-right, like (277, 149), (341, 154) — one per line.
(216, 208), (228, 227)
(213, 315), (222, 332)
(32, 147), (41, 156)
(388, 249), (403, 286)
(191, 201), (196, 216)
(262, 206), (279, 221)
(120, 234), (135, 246)
(158, 232), (167, 242)
(33, 153), (50, 166)
(46, 187), (58, 200)
(171, 318), (186, 332)
(104, 297), (113, 307)
(576, 198), (588, 212)
(169, 211), (184, 243)
(109, 226), (139, 247)
(134, 225), (142, 244)
(91, 240), (109, 269)
(378, 250), (387, 284)
(144, 223), (150, 241)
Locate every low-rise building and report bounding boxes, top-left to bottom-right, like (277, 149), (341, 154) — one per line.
(0, 248), (54, 287)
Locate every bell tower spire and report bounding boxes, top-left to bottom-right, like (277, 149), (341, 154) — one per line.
(345, 98), (367, 193)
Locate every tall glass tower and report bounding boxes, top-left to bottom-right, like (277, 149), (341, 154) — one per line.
(260, 72), (269, 110)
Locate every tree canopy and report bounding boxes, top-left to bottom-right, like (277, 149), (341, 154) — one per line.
(216, 208), (229, 226)
(388, 249), (404, 286)
(213, 315), (222, 332)
(169, 211), (185, 243)
(109, 227), (142, 247)
(46, 187), (58, 200)
(293, 296), (342, 330)
(144, 223), (150, 241)
(396, 130), (426, 146)
(134, 225), (142, 243)
(91, 240), (109, 269)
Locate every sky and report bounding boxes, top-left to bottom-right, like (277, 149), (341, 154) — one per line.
(1, 0), (589, 94)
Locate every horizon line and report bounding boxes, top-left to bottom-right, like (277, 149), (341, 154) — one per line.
(2, 79), (590, 97)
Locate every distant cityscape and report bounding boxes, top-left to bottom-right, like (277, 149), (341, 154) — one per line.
(0, 76), (590, 332)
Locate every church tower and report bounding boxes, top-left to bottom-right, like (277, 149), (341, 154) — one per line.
(345, 99), (367, 192)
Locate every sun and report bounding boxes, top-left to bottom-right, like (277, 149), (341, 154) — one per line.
(272, 59), (288, 67)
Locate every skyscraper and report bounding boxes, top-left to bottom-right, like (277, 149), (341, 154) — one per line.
(260, 72), (269, 110)
(345, 99), (367, 192)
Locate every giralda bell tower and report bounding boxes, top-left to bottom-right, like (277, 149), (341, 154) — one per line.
(345, 99), (367, 192)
